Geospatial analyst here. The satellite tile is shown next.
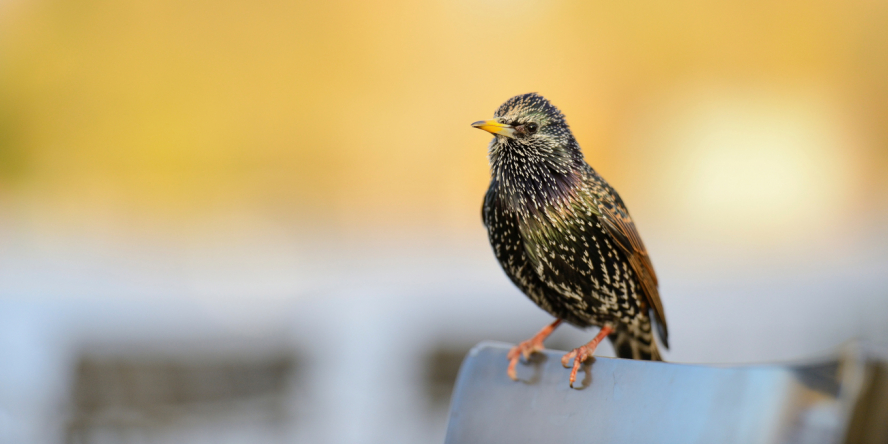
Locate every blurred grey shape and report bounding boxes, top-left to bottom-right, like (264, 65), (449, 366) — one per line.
(444, 342), (888, 444)
(67, 356), (296, 444)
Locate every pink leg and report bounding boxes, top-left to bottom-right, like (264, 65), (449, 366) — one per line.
(561, 325), (614, 388)
(507, 319), (563, 380)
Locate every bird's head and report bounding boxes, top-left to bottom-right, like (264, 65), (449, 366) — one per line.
(473, 93), (586, 208)
(473, 93), (583, 175)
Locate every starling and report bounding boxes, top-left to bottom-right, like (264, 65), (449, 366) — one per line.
(473, 93), (668, 387)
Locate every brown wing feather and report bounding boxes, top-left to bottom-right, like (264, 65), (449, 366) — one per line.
(598, 198), (669, 347)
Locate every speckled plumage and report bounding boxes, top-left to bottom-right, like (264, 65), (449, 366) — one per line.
(478, 93), (668, 362)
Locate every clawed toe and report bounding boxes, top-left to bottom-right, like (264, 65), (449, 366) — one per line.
(561, 349), (577, 368)
(565, 346), (591, 387)
(562, 326), (614, 387)
(507, 340), (542, 380)
(505, 319), (562, 381)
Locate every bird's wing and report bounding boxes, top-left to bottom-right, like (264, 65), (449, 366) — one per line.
(596, 187), (669, 347)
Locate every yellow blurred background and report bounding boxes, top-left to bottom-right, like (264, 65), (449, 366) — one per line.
(2, 0), (885, 243)
(1, 1), (888, 443)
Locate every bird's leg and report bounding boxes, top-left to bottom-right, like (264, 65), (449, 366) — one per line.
(562, 325), (614, 388)
(507, 319), (562, 380)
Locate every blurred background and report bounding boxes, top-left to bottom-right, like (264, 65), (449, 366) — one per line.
(1, 0), (887, 443)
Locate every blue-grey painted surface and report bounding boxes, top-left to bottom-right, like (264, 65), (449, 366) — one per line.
(445, 342), (858, 444)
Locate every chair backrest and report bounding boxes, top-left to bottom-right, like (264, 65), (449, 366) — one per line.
(443, 341), (876, 444)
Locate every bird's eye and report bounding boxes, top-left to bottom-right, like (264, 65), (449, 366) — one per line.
(526, 122), (539, 134)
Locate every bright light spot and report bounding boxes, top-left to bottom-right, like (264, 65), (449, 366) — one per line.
(645, 86), (858, 245)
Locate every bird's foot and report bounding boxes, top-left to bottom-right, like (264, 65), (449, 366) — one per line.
(507, 319), (562, 380)
(507, 338), (545, 381)
(561, 325), (614, 388)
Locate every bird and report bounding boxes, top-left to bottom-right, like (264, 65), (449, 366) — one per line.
(473, 93), (668, 387)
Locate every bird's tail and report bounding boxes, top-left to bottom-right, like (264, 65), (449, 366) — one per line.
(608, 330), (663, 361)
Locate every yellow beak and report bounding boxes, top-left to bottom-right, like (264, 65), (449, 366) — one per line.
(471, 120), (516, 139)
